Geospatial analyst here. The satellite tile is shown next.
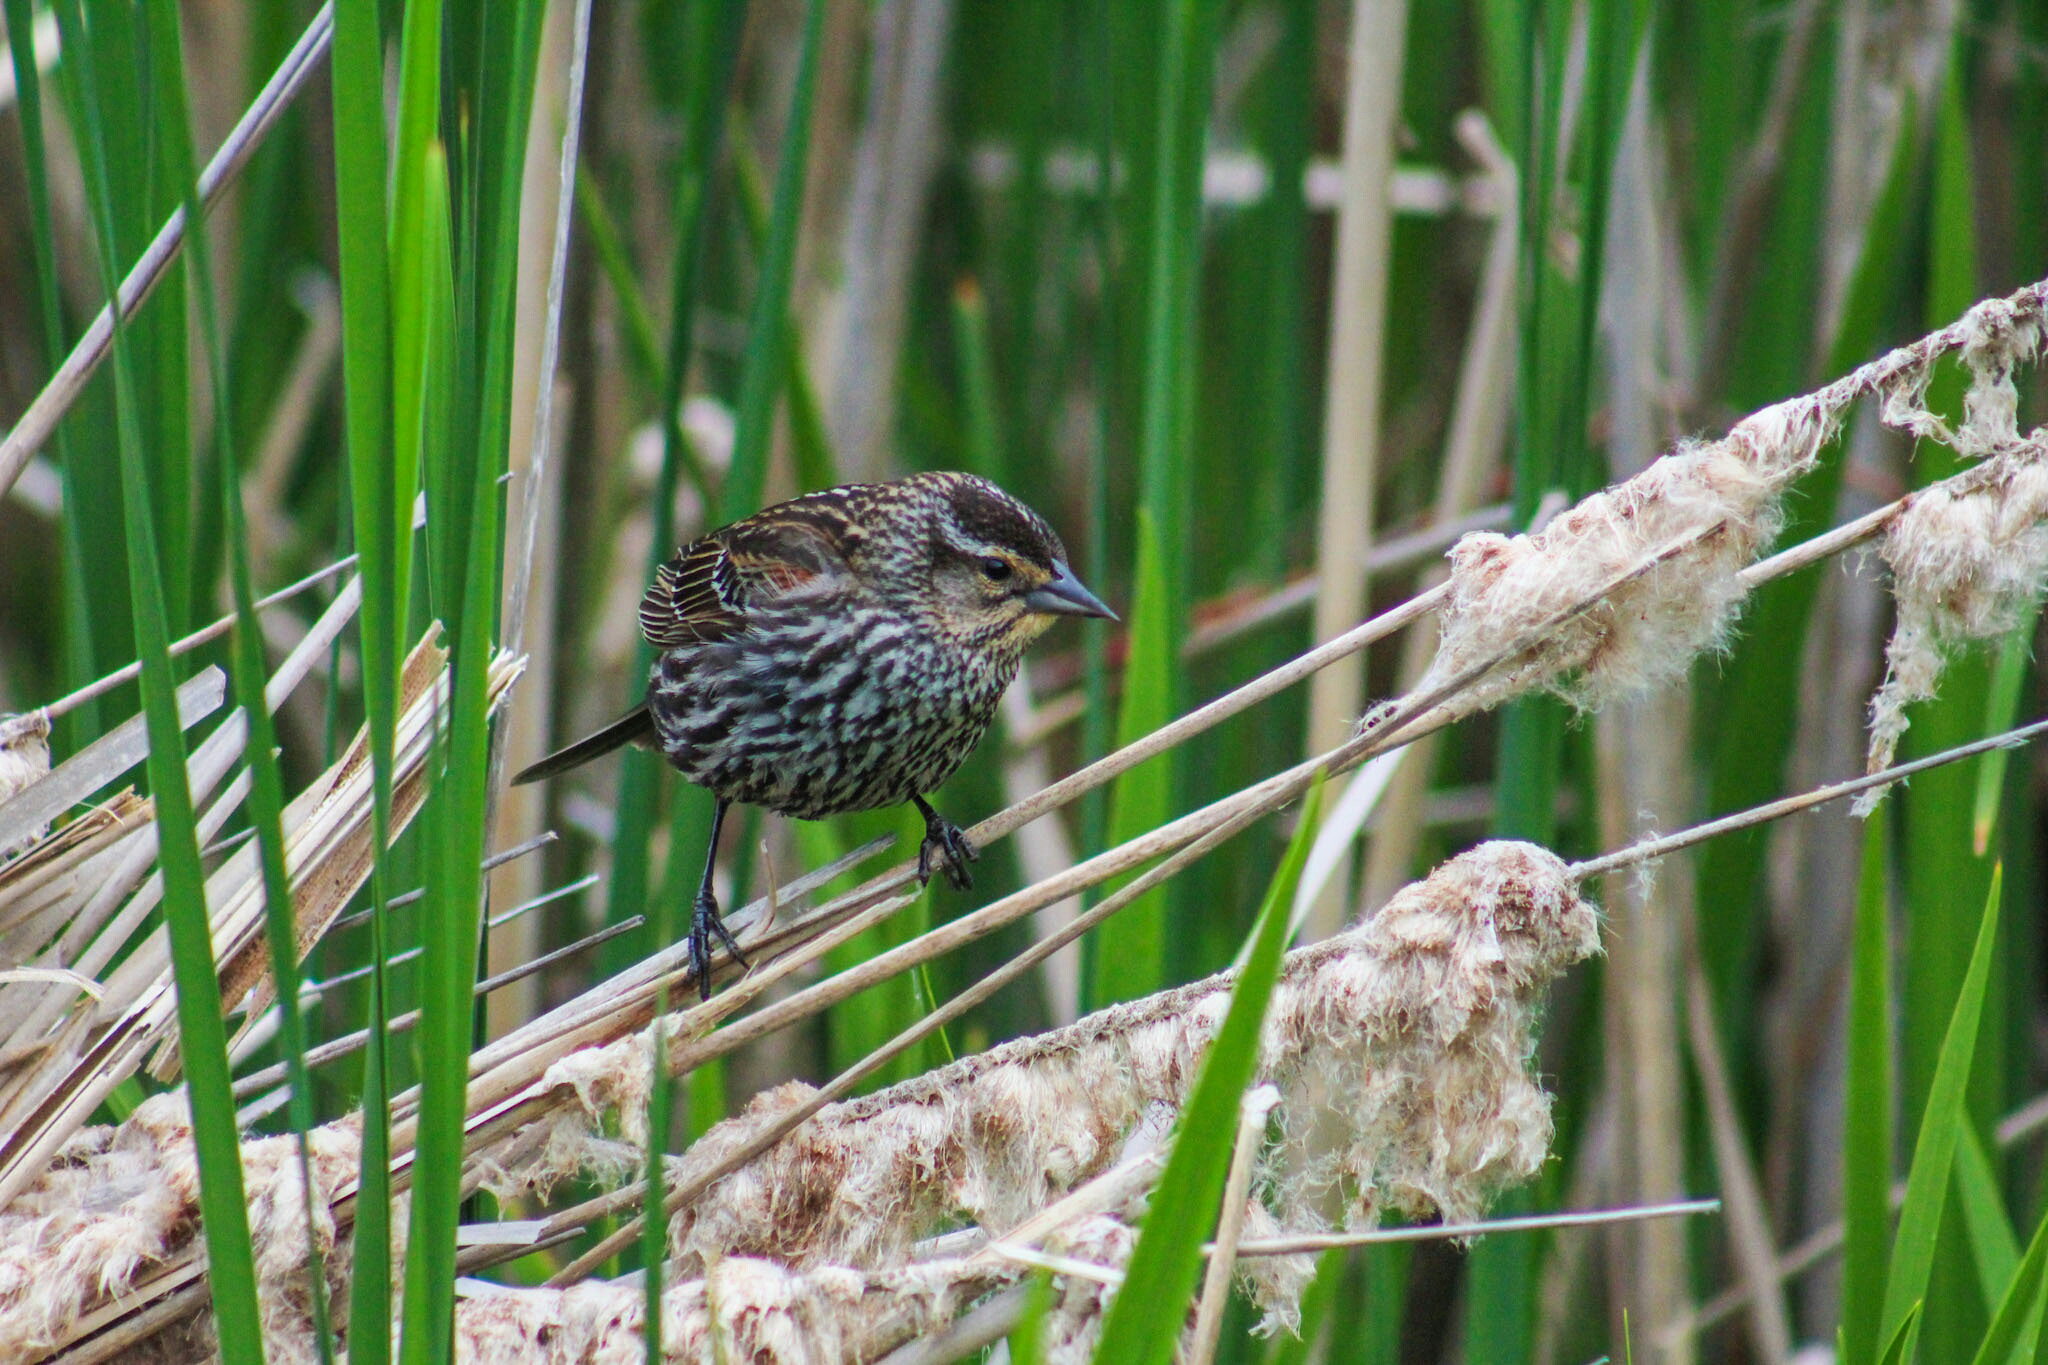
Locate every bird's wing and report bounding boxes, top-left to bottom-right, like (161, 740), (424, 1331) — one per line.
(639, 508), (852, 648)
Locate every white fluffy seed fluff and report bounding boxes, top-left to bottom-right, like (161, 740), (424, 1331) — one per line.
(441, 1221), (1128, 1364)
(0, 1094), (358, 1364)
(1415, 427), (1807, 715)
(479, 1029), (662, 1197)
(4, 843), (1594, 1360)
(0, 711), (52, 856)
(1858, 293), (2048, 802)
(1414, 280), (2048, 752)
(0, 712), (49, 804)
(522, 841), (1596, 1352)
(449, 1258), (1000, 1365)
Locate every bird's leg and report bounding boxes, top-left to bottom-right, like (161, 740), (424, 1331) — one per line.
(690, 800), (749, 1000)
(912, 794), (977, 891)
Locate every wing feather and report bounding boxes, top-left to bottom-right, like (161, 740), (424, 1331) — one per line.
(638, 506), (852, 649)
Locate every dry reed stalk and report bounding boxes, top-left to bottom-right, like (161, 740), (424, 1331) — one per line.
(0, 583), (363, 1098)
(489, 0), (592, 1037)
(1301, 0), (1409, 940)
(0, 795), (147, 963)
(1587, 69), (1698, 1356)
(1594, 694), (1698, 1356)
(820, 0), (954, 483)
(1686, 963), (1794, 1363)
(1356, 109), (1518, 913)
(1188, 1084), (1283, 1365)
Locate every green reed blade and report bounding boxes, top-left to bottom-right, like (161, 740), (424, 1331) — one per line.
(1094, 0), (1215, 1007)
(145, 0), (334, 1354)
(328, 0), (398, 1355)
(49, 1), (264, 1357)
(1843, 820), (1895, 1365)
(1881, 866), (2002, 1353)
(1094, 777), (1322, 1365)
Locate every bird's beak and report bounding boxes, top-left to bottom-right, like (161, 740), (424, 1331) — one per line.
(1024, 561), (1118, 621)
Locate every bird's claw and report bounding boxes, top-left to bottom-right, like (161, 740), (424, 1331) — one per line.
(690, 888), (749, 1001)
(917, 813), (978, 891)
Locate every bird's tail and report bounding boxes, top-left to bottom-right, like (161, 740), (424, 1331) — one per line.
(511, 704), (658, 786)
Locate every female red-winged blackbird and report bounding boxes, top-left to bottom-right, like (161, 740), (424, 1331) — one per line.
(513, 471), (1115, 997)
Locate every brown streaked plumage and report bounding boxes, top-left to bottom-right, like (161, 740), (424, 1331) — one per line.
(513, 471), (1115, 997)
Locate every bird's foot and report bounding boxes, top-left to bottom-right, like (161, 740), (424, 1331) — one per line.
(689, 887), (749, 1001)
(917, 810), (978, 891)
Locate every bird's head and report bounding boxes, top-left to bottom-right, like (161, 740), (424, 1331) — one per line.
(880, 472), (1116, 654)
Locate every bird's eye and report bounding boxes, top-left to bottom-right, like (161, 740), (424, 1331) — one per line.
(979, 557), (1013, 582)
